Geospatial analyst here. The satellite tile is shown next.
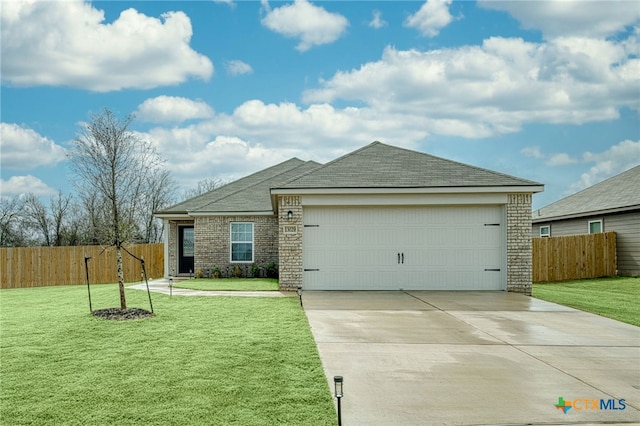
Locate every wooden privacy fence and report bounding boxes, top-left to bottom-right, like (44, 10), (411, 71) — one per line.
(0, 244), (164, 289)
(532, 232), (616, 283)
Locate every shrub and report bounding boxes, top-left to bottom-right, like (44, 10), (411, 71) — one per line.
(265, 262), (278, 279)
(212, 266), (222, 278)
(250, 264), (261, 278)
(231, 265), (243, 278)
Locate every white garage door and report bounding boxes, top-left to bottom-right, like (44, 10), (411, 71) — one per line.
(303, 206), (505, 290)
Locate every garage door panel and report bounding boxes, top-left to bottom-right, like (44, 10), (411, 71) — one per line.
(303, 206), (505, 291)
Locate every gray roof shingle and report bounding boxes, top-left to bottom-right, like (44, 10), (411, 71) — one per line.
(276, 142), (541, 189)
(533, 164), (640, 221)
(157, 158), (319, 215)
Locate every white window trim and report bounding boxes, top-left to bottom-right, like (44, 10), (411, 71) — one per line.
(230, 222), (254, 263)
(539, 225), (550, 237)
(588, 219), (602, 234)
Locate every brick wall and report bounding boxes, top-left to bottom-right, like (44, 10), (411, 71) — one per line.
(167, 220), (193, 277)
(193, 215), (278, 277)
(507, 193), (533, 294)
(277, 196), (303, 291)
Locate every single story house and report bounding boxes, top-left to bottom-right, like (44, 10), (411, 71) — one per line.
(532, 164), (640, 276)
(156, 142), (544, 293)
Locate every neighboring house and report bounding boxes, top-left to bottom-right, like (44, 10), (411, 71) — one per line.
(156, 142), (543, 293)
(532, 164), (640, 276)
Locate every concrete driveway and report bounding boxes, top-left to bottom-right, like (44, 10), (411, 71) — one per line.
(303, 291), (640, 425)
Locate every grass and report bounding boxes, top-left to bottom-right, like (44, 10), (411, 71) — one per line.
(533, 276), (640, 327)
(0, 284), (335, 425)
(173, 278), (279, 292)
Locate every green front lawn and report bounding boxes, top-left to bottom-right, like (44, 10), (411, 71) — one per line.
(533, 277), (640, 327)
(173, 278), (279, 292)
(0, 285), (335, 425)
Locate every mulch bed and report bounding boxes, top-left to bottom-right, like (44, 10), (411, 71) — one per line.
(92, 307), (154, 320)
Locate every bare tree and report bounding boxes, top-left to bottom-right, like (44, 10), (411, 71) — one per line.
(182, 177), (225, 199)
(68, 108), (167, 310)
(140, 168), (176, 243)
(23, 194), (51, 246)
(0, 195), (26, 246)
(49, 191), (73, 246)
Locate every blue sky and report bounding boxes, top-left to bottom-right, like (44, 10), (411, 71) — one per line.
(1, 0), (638, 210)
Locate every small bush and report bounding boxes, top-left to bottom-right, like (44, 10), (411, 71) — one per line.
(250, 264), (261, 278)
(265, 262), (278, 279)
(231, 265), (243, 278)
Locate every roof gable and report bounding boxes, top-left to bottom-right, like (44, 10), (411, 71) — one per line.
(277, 142), (541, 189)
(533, 164), (640, 221)
(157, 158), (315, 215)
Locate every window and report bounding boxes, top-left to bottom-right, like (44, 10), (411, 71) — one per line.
(231, 223), (254, 262)
(588, 220), (602, 234)
(539, 225), (550, 237)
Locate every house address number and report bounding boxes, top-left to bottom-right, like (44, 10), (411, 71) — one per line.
(284, 225), (298, 234)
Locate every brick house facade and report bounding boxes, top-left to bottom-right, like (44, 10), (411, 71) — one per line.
(156, 142), (542, 294)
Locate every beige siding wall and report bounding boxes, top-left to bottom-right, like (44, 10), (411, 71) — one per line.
(533, 211), (639, 276)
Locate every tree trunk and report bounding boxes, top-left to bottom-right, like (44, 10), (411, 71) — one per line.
(116, 245), (127, 310)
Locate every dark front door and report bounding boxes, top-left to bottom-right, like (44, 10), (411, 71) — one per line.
(179, 226), (194, 274)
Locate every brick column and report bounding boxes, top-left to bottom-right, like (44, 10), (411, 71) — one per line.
(507, 193), (533, 294)
(278, 196), (303, 291)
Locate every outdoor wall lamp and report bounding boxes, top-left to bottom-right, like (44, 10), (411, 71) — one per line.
(297, 286), (303, 307)
(287, 210), (293, 220)
(334, 375), (343, 426)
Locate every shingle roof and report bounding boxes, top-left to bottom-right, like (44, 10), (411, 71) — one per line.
(156, 158), (320, 215)
(276, 142), (542, 189)
(533, 164), (640, 221)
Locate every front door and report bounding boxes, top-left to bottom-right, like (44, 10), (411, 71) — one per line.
(178, 226), (194, 274)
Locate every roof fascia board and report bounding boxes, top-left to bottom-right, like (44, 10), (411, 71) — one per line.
(188, 210), (275, 217)
(272, 186), (543, 196)
(154, 213), (190, 219)
(302, 193), (508, 206)
(532, 204), (640, 223)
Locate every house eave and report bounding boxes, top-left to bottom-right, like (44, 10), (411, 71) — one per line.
(272, 185), (543, 195)
(532, 204), (640, 223)
(271, 185), (543, 212)
(153, 212), (190, 220)
(188, 210), (275, 217)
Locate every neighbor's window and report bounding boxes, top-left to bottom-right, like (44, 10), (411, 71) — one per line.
(588, 220), (602, 234)
(231, 222), (254, 262)
(539, 225), (550, 237)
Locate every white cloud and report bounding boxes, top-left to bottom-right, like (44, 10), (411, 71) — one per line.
(404, 0), (453, 37)
(225, 60), (253, 76)
(546, 153), (578, 166)
(568, 139), (640, 192)
(521, 146), (544, 159)
(303, 34), (639, 138)
(369, 10), (387, 29)
(0, 175), (57, 197)
(0, 1), (213, 91)
(136, 96), (214, 123)
(261, 0), (348, 51)
(0, 123), (67, 170)
(479, 0), (640, 39)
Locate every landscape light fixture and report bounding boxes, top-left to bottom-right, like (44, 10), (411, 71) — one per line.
(287, 210), (293, 220)
(334, 375), (343, 426)
(169, 277), (173, 297)
(297, 286), (303, 307)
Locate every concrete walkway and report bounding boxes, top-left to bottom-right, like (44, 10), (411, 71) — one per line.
(304, 291), (640, 426)
(129, 278), (290, 298)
